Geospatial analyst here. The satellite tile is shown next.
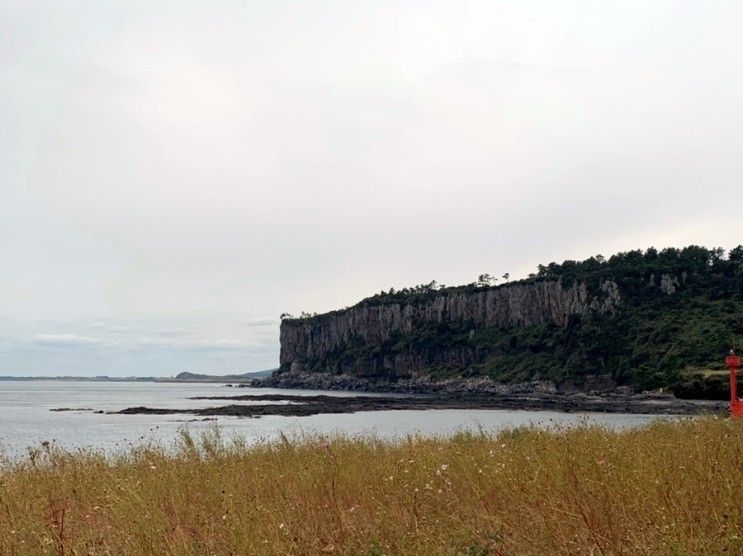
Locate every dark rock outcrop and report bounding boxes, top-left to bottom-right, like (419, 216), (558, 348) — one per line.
(114, 387), (726, 417)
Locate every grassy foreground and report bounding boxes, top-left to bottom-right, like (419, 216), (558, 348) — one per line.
(1, 419), (742, 555)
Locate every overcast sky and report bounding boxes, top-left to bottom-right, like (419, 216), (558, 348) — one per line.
(2, 1), (742, 376)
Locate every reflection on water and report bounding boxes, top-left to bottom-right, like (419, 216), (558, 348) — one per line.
(0, 380), (682, 457)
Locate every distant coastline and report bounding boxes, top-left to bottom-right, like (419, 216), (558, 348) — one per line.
(0, 369), (276, 383)
(0, 375), (158, 382)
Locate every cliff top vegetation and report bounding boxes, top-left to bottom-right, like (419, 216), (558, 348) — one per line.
(282, 245), (743, 320)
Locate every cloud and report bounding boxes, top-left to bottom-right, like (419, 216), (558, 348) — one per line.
(33, 334), (106, 347)
(129, 336), (272, 352)
(244, 318), (277, 327)
(2, 1), (742, 375)
(88, 322), (131, 333)
(24, 331), (274, 353)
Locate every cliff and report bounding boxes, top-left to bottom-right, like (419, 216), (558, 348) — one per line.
(281, 280), (619, 371)
(278, 246), (743, 394)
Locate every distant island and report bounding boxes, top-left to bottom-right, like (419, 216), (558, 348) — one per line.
(168, 369), (276, 382)
(0, 369), (276, 383)
(264, 245), (743, 400)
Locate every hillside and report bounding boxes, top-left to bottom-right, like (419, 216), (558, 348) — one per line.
(279, 246), (743, 397)
(173, 369), (276, 382)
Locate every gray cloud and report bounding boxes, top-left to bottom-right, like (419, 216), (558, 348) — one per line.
(244, 318), (278, 328)
(1, 1), (742, 375)
(33, 334), (107, 347)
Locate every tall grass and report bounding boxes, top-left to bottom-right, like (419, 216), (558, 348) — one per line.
(1, 418), (742, 554)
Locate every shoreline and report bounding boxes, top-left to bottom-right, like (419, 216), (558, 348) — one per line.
(243, 371), (726, 416)
(107, 371), (726, 416)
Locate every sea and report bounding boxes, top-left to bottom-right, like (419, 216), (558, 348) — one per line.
(0, 380), (682, 458)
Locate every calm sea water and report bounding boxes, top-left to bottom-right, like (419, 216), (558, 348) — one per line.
(0, 381), (681, 457)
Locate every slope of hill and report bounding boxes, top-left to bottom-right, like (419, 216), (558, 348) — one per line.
(278, 246), (743, 397)
(172, 369), (276, 382)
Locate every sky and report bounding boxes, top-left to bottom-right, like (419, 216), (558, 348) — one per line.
(2, 1), (742, 376)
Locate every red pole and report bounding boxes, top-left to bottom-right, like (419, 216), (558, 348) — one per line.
(731, 359), (738, 404)
(727, 351), (742, 417)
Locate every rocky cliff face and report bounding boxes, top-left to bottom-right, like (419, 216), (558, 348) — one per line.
(280, 279), (621, 375)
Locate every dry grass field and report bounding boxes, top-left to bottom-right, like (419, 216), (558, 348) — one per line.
(1, 418), (742, 555)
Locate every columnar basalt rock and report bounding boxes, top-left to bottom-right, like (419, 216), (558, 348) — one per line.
(279, 280), (621, 374)
(660, 274), (680, 295)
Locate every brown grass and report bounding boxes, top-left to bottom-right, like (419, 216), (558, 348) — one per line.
(1, 418), (742, 555)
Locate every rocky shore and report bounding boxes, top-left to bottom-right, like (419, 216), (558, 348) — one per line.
(111, 372), (726, 417)
(245, 371), (725, 415)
